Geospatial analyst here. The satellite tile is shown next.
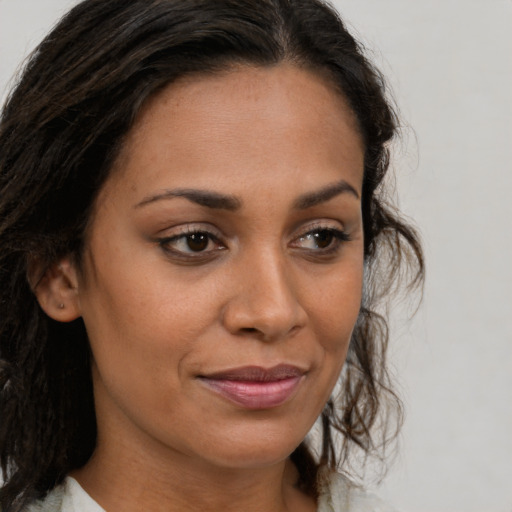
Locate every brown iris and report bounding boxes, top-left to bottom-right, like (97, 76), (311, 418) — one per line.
(312, 230), (333, 249)
(186, 233), (209, 252)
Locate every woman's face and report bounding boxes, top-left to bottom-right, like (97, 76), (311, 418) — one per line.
(74, 64), (364, 471)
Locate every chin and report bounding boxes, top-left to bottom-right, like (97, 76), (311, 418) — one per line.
(197, 431), (304, 470)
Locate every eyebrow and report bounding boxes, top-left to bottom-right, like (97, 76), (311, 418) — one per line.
(134, 179), (359, 212)
(134, 188), (242, 211)
(293, 179), (360, 209)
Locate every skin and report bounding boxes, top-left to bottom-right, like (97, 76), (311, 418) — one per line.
(37, 64), (365, 512)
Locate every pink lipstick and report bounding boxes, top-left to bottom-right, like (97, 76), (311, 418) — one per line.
(198, 365), (304, 410)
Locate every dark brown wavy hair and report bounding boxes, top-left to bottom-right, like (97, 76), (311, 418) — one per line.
(0, 0), (424, 510)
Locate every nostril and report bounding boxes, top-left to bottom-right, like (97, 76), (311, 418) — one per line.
(240, 327), (259, 335)
(222, 287), (307, 341)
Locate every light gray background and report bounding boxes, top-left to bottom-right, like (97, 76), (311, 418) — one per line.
(1, 1), (511, 511)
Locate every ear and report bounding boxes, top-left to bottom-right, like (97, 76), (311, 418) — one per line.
(28, 257), (82, 322)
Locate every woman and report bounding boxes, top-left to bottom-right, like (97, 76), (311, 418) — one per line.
(0, 1), (424, 511)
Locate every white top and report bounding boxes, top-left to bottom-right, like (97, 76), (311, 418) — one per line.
(24, 473), (397, 512)
(61, 478), (105, 512)
(317, 471), (397, 512)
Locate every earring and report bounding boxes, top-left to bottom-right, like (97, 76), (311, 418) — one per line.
(58, 303), (65, 309)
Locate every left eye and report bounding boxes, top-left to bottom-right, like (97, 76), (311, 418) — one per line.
(159, 231), (224, 255)
(293, 228), (350, 251)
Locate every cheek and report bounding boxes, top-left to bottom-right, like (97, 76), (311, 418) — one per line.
(78, 257), (224, 408)
(309, 263), (363, 353)
(295, 265), (363, 419)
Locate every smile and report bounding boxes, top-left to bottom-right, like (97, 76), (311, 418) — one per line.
(198, 365), (305, 410)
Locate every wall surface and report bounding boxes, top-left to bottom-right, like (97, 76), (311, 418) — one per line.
(1, 1), (511, 512)
(329, 3), (512, 512)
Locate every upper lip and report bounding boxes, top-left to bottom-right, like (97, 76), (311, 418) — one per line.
(199, 364), (305, 382)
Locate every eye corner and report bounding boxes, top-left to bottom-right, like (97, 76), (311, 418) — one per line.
(156, 227), (227, 264)
(289, 222), (352, 259)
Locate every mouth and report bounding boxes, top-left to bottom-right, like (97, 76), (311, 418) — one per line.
(197, 364), (305, 410)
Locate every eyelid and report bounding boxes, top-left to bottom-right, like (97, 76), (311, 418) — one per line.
(156, 221), (224, 239)
(288, 220), (352, 257)
(289, 219), (346, 240)
(155, 223), (227, 259)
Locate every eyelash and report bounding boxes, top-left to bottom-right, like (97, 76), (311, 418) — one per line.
(158, 227), (225, 261)
(157, 224), (351, 262)
(292, 227), (351, 256)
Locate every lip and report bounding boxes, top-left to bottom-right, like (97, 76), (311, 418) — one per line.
(197, 365), (305, 410)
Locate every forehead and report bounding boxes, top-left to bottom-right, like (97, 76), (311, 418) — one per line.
(104, 63), (364, 202)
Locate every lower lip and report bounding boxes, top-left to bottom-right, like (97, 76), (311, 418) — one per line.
(199, 376), (303, 410)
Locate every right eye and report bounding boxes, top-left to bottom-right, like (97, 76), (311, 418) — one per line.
(158, 229), (226, 260)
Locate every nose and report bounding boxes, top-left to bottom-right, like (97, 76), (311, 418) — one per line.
(221, 249), (307, 341)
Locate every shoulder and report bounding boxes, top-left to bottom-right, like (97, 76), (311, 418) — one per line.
(317, 469), (398, 512)
(19, 483), (65, 512)
(18, 477), (104, 512)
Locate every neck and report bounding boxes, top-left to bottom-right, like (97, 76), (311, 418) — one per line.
(72, 433), (316, 512)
